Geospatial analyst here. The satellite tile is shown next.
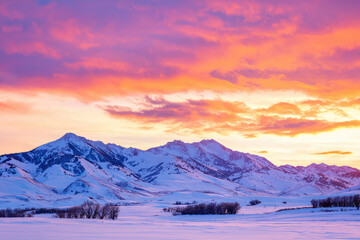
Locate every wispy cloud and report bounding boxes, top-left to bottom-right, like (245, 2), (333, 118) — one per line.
(102, 97), (360, 137)
(257, 150), (268, 154)
(313, 151), (353, 155)
(0, 100), (30, 114)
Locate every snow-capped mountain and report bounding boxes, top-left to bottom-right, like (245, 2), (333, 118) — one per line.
(0, 133), (359, 207)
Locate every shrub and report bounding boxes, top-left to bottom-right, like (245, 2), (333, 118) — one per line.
(275, 206), (312, 212)
(248, 200), (261, 206)
(163, 207), (175, 212)
(170, 202), (240, 215)
(172, 201), (197, 206)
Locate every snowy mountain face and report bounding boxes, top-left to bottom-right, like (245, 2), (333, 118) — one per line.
(0, 133), (359, 207)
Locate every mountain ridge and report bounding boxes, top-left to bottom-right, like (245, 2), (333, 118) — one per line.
(0, 133), (359, 207)
(4, 132), (359, 169)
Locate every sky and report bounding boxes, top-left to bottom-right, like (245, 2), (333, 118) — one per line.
(0, 0), (360, 168)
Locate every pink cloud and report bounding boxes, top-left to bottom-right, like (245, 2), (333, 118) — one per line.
(0, 0), (359, 101)
(4, 41), (60, 58)
(1, 24), (22, 33)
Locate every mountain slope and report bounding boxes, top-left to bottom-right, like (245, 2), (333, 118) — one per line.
(0, 133), (359, 207)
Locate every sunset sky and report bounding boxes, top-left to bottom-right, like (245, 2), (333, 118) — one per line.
(1, 0), (360, 168)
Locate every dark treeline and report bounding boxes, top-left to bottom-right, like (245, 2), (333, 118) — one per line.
(0, 208), (33, 218)
(33, 208), (63, 214)
(55, 201), (120, 220)
(0, 201), (120, 219)
(311, 194), (360, 210)
(164, 202), (241, 215)
(0, 207), (63, 218)
(173, 201), (197, 205)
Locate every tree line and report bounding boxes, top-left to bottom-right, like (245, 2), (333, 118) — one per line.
(164, 202), (241, 215)
(0, 201), (120, 220)
(310, 194), (360, 210)
(0, 208), (33, 218)
(0, 207), (77, 218)
(55, 201), (120, 220)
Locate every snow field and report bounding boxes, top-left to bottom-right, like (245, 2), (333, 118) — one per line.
(0, 203), (359, 240)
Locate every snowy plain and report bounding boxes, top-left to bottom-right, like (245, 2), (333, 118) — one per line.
(1, 200), (359, 240)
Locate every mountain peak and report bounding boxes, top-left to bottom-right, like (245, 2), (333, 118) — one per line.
(196, 139), (230, 153)
(165, 140), (186, 147)
(146, 139), (188, 154)
(61, 132), (83, 141)
(307, 163), (330, 170)
(200, 139), (219, 144)
(35, 132), (88, 151)
(56, 132), (88, 146)
(199, 139), (221, 145)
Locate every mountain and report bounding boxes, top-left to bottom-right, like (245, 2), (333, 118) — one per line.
(0, 133), (359, 207)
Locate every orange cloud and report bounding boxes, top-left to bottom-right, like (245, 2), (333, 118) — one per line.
(256, 117), (360, 136)
(0, 100), (30, 114)
(313, 151), (353, 155)
(103, 97), (248, 124)
(102, 97), (360, 137)
(262, 102), (301, 115)
(0, 0), (360, 102)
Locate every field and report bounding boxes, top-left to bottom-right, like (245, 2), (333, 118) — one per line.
(1, 199), (359, 240)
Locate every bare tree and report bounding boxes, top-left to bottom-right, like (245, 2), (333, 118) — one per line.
(107, 204), (120, 220)
(310, 199), (318, 208)
(354, 194), (360, 210)
(99, 205), (110, 219)
(81, 201), (95, 219)
(92, 203), (101, 219)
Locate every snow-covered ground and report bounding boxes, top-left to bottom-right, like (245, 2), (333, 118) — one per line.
(1, 202), (359, 240)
